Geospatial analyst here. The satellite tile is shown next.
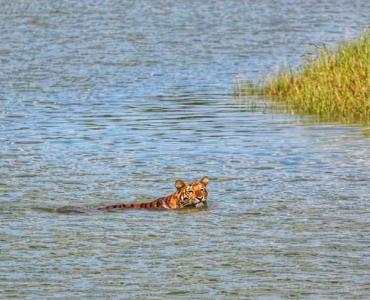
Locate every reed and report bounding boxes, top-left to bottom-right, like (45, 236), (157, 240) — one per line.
(237, 30), (370, 124)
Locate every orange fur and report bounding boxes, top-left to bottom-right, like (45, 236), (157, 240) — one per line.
(96, 177), (209, 211)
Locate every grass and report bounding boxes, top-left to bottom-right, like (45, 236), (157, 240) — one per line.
(236, 30), (370, 124)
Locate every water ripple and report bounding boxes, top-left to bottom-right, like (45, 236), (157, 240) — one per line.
(1, 0), (370, 298)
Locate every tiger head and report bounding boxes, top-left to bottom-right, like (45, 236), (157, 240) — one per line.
(174, 177), (209, 209)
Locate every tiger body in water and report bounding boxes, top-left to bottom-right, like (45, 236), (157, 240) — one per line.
(97, 177), (209, 211)
(57, 177), (209, 213)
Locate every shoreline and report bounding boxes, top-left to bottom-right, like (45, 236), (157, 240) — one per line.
(236, 30), (370, 125)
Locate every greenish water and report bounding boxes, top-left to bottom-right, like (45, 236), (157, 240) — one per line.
(1, 0), (370, 298)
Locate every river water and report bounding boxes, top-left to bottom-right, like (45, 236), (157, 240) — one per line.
(1, 0), (370, 298)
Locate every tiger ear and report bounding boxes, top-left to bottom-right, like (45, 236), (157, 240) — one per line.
(175, 179), (186, 190)
(200, 176), (209, 186)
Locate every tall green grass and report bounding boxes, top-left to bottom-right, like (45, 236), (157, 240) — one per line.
(237, 30), (370, 124)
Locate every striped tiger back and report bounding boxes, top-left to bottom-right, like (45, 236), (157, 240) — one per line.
(96, 177), (209, 211)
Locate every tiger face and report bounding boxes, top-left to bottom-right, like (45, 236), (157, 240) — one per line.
(174, 177), (209, 209)
(175, 179), (197, 208)
(191, 176), (209, 208)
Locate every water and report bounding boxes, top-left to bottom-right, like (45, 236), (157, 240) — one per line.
(1, 0), (370, 298)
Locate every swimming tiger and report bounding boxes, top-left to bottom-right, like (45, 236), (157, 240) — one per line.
(96, 176), (209, 211)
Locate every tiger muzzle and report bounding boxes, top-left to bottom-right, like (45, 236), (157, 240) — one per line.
(194, 197), (207, 208)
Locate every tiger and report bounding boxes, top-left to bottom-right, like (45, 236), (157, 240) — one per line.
(96, 176), (209, 211)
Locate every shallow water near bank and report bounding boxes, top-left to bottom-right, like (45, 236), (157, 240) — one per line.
(1, 0), (370, 298)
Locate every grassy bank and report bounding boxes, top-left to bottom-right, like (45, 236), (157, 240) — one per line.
(237, 30), (370, 124)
